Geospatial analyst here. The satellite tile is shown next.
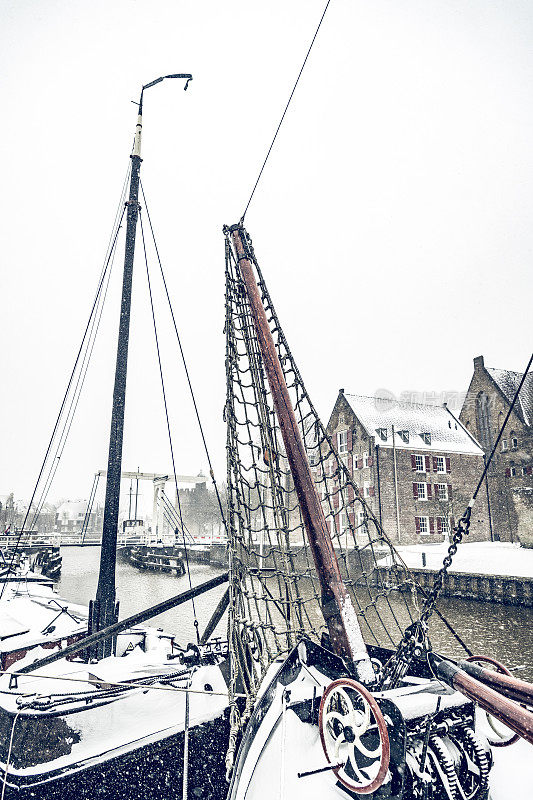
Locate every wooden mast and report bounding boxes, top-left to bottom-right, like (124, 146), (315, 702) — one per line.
(228, 223), (374, 684)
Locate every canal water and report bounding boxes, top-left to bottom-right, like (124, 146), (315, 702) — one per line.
(58, 546), (533, 680)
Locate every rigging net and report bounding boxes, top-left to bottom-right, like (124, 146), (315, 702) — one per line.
(223, 225), (419, 764)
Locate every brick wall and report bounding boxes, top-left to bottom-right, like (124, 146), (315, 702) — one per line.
(328, 394), (490, 546)
(459, 356), (533, 543)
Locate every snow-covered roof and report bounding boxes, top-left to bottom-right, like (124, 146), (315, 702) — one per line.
(343, 393), (483, 455)
(487, 368), (533, 427)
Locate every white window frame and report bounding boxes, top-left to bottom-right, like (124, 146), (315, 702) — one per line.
(510, 467), (516, 477)
(418, 516), (429, 535)
(436, 483), (448, 501)
(512, 437), (518, 450)
(363, 451), (369, 468)
(339, 509), (349, 533)
(415, 454), (425, 473)
(357, 510), (368, 534)
(438, 516), (450, 534)
(337, 430), (348, 454)
(363, 481), (370, 498)
(522, 466), (529, 476)
(501, 439), (508, 452)
(435, 456), (446, 474)
(416, 482), (427, 501)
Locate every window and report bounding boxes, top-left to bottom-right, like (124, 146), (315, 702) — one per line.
(363, 481), (370, 498)
(339, 509), (349, 533)
(376, 427), (387, 441)
(436, 516), (450, 534)
(434, 456), (445, 473)
(512, 438), (518, 450)
(414, 454), (425, 472)
(397, 430), (409, 443)
(420, 432), (431, 445)
(501, 439), (508, 452)
(510, 467), (516, 477)
(436, 483), (448, 501)
(522, 466), (528, 476)
(416, 516), (429, 535)
(337, 430), (348, 454)
(363, 451), (369, 468)
(416, 482), (427, 501)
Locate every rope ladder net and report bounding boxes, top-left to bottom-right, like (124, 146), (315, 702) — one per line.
(223, 227), (419, 766)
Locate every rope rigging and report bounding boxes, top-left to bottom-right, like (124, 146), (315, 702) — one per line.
(139, 210), (201, 635)
(240, 0), (333, 222)
(0, 166), (131, 599)
(140, 181), (228, 532)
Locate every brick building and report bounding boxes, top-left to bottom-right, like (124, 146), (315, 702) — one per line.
(459, 355), (533, 544)
(326, 391), (490, 545)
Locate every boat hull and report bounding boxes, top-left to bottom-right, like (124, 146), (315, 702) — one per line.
(0, 711), (231, 800)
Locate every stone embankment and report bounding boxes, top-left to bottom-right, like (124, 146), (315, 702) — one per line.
(185, 541), (533, 607)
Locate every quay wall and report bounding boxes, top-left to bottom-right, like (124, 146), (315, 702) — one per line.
(377, 565), (533, 607)
(183, 545), (533, 607)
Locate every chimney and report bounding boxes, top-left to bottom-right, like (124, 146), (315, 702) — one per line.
(473, 355), (484, 371)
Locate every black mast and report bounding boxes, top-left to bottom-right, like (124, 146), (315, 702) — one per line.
(89, 94), (144, 657)
(89, 74), (192, 660)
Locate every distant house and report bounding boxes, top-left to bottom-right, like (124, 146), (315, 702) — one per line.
(55, 500), (96, 533)
(460, 355), (533, 544)
(326, 391), (489, 545)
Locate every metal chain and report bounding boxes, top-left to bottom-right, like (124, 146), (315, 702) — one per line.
(381, 505), (473, 687)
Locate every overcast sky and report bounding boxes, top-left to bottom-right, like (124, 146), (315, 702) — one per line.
(1, 0), (532, 511)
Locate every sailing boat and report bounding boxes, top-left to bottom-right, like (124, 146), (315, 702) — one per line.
(220, 223), (533, 799)
(0, 79), (233, 800)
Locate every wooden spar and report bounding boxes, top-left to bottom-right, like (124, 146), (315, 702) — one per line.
(228, 223), (373, 683)
(430, 654), (533, 744)
(15, 572), (229, 676)
(458, 659), (533, 706)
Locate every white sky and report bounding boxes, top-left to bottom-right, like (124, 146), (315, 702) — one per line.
(1, 0), (532, 509)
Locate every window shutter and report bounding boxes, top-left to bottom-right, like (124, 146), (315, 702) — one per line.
(411, 455), (417, 471)
(333, 491), (339, 509)
(368, 456), (373, 467)
(450, 516), (455, 531)
(433, 456), (438, 472)
(429, 517), (435, 535)
(412, 483), (418, 499)
(347, 430), (352, 451)
(436, 517), (442, 534)
(448, 485), (453, 500)
(347, 484), (354, 503)
(427, 483), (432, 498)
(425, 455), (431, 472)
(415, 517), (421, 534)
(505, 468), (511, 477)
(358, 457), (363, 470)
(527, 466), (532, 475)
(369, 487), (375, 497)
(445, 457), (451, 473)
